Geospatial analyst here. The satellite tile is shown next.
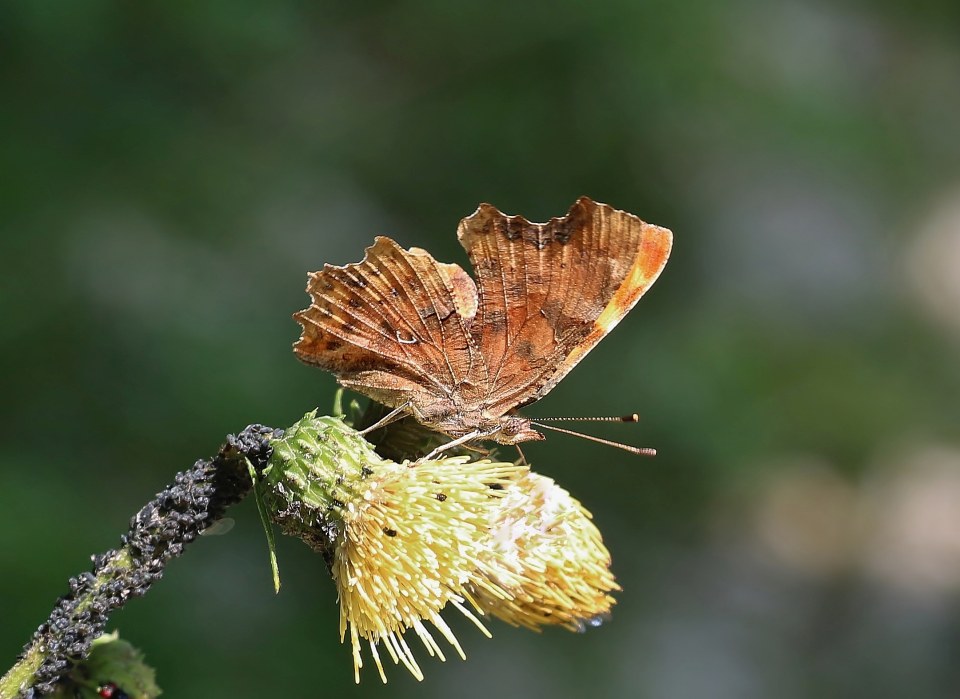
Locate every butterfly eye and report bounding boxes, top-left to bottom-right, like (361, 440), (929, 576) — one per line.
(499, 417), (524, 436)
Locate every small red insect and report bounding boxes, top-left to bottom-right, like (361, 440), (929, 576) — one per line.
(97, 682), (129, 699)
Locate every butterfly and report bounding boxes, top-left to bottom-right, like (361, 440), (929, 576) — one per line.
(294, 196), (672, 449)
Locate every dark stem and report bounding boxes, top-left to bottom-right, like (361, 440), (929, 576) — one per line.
(0, 424), (280, 699)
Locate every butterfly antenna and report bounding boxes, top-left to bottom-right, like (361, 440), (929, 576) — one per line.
(535, 414), (640, 423)
(531, 421), (656, 457)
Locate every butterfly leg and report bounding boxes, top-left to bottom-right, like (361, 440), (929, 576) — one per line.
(463, 442), (493, 457)
(514, 443), (528, 466)
(357, 402), (412, 436)
(423, 427), (502, 460)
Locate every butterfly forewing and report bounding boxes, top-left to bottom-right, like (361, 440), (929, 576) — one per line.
(457, 197), (672, 417)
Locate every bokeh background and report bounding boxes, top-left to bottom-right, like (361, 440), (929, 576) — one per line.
(3, 1), (960, 697)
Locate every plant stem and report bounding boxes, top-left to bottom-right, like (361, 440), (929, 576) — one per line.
(0, 424), (280, 699)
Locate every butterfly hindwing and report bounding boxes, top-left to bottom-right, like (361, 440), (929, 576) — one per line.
(294, 236), (484, 414)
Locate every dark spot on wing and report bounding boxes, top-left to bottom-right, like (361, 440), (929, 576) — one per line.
(540, 299), (564, 325)
(532, 229), (550, 250)
(485, 308), (506, 328)
(515, 339), (536, 360)
(504, 218), (525, 241)
(553, 221), (575, 244)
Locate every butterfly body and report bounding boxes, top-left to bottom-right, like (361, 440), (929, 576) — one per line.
(412, 405), (542, 445)
(295, 197), (672, 446)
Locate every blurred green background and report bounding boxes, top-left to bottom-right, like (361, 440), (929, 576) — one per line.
(3, 1), (960, 697)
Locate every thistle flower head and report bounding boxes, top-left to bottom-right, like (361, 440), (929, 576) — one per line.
(472, 471), (620, 631)
(264, 413), (524, 682)
(262, 412), (619, 683)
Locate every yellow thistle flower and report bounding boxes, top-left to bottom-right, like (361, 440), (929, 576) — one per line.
(262, 412), (619, 683)
(333, 454), (532, 683)
(470, 471), (620, 631)
(264, 414), (523, 682)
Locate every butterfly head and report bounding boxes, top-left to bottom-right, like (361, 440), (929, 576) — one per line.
(495, 415), (544, 445)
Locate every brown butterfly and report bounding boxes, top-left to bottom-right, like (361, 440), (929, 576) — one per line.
(294, 196), (672, 449)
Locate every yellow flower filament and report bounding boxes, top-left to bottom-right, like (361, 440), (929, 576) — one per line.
(332, 457), (523, 683)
